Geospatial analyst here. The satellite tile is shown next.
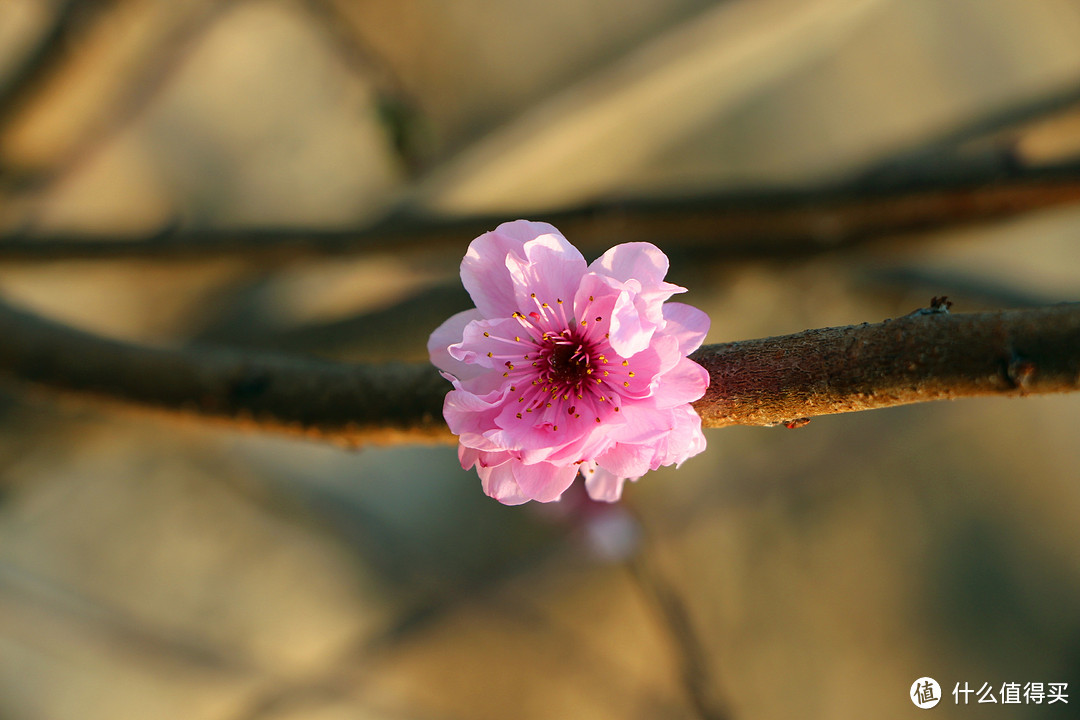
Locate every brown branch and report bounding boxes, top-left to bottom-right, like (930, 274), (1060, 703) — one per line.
(691, 302), (1080, 428)
(2, 163), (1080, 263)
(0, 299), (451, 445)
(0, 0), (119, 133)
(0, 299), (1078, 444)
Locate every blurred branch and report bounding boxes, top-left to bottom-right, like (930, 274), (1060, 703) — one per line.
(3, 162), (1080, 263)
(0, 298), (451, 445)
(0, 0), (236, 195)
(0, 0), (118, 132)
(1, 298), (1078, 444)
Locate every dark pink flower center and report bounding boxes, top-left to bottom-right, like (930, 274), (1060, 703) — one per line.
(544, 337), (593, 387)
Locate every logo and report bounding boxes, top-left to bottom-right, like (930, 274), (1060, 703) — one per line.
(912, 677), (941, 709)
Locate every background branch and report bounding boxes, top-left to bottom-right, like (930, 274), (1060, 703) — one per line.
(1, 163), (1080, 263)
(0, 298), (1077, 444)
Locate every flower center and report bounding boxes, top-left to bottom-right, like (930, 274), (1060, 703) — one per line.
(546, 339), (591, 386)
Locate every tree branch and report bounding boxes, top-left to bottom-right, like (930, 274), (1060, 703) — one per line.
(2, 163), (1080, 263)
(0, 299), (450, 445)
(0, 299), (1077, 444)
(692, 302), (1080, 428)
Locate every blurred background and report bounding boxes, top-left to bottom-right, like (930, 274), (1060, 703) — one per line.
(1, 0), (1080, 718)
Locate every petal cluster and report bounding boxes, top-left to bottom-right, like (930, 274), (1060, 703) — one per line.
(428, 220), (710, 504)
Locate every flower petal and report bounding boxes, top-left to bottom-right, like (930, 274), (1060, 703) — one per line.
(428, 309), (484, 379)
(590, 242), (669, 288)
(662, 302), (710, 355)
(506, 234), (587, 321)
(651, 357), (710, 408)
(461, 220), (565, 318)
(597, 442), (653, 479)
(476, 459), (530, 505)
(582, 462), (630, 503)
(512, 460), (579, 502)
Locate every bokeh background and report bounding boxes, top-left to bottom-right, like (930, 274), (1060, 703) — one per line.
(1, 1), (1080, 718)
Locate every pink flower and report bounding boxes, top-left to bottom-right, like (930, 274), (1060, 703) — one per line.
(428, 220), (710, 504)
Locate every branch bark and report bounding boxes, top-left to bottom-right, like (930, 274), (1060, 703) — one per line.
(692, 303), (1080, 428)
(0, 299), (1077, 444)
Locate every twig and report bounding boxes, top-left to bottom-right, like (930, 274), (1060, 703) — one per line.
(0, 299), (1077, 444)
(627, 538), (732, 720)
(1, 163), (1080, 263)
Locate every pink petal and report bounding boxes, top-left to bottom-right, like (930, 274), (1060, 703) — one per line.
(461, 220), (564, 318)
(449, 316), (533, 369)
(652, 405), (706, 468)
(512, 460), (579, 502)
(662, 302), (710, 355)
(589, 242), (670, 288)
(476, 460), (530, 505)
(582, 462), (629, 503)
(428, 309), (484, 379)
(443, 383), (510, 437)
(575, 272), (655, 357)
(505, 235), (587, 319)
(596, 442), (653, 479)
(651, 357), (710, 408)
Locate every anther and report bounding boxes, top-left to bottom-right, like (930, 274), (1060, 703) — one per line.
(553, 425), (558, 431)
(623, 381), (630, 387)
(483, 331), (490, 337)
(622, 360), (629, 366)
(595, 417), (601, 423)
(614, 407), (620, 412)
(595, 316), (602, 322)
(568, 405), (576, 414)
(516, 413), (522, 419)
(487, 352), (493, 357)
(628, 371), (635, 377)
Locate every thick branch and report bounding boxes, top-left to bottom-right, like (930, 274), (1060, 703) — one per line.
(0, 300), (1077, 444)
(2, 164), (1080, 263)
(691, 303), (1080, 428)
(0, 300), (450, 445)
